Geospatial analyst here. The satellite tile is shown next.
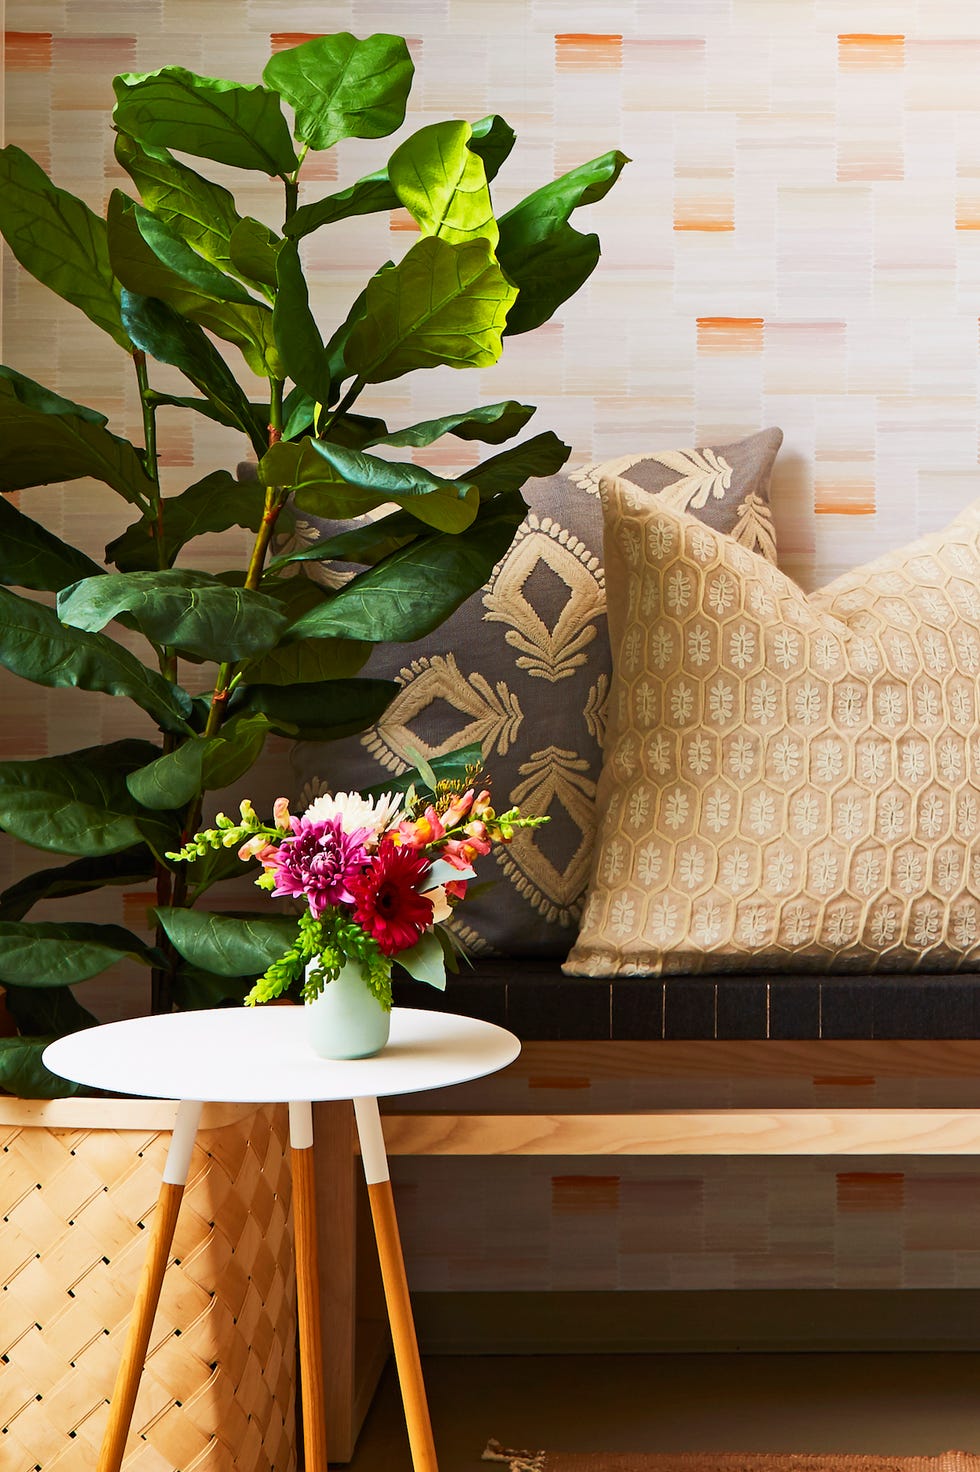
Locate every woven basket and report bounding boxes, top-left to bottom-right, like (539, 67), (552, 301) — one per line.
(0, 1096), (297, 1472)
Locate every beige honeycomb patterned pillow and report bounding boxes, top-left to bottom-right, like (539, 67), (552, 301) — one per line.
(565, 477), (980, 977)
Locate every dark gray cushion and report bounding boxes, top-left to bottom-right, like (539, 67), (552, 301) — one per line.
(289, 428), (783, 957)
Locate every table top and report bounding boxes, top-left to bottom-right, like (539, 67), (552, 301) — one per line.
(42, 1007), (521, 1103)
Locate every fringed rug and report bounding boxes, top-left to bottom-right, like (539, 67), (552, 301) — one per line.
(482, 1442), (980, 1472)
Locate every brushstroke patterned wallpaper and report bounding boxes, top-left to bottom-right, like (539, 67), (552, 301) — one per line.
(7, 0), (980, 1297)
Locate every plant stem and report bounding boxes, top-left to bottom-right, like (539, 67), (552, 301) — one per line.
(135, 349), (183, 1015)
(283, 144), (309, 219)
(201, 380), (288, 741)
(133, 350), (178, 684)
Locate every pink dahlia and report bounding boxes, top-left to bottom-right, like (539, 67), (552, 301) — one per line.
(350, 838), (434, 956)
(271, 814), (371, 918)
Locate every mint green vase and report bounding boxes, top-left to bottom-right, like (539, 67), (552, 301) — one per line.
(305, 958), (391, 1060)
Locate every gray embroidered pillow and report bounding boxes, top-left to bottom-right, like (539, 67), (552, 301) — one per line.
(289, 427), (783, 957)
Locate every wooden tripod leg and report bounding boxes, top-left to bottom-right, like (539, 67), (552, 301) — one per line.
(98, 1098), (203, 1472)
(290, 1100), (328, 1472)
(353, 1095), (438, 1472)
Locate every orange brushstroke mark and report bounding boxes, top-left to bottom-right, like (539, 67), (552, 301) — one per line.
(696, 317), (764, 353)
(674, 218), (735, 232)
(555, 33), (623, 69)
(814, 481), (876, 515)
(270, 32), (321, 51)
(838, 147), (903, 183)
(837, 1172), (904, 1212)
(389, 209), (421, 233)
(957, 201), (980, 230)
(838, 33), (905, 68)
(5, 30), (52, 69)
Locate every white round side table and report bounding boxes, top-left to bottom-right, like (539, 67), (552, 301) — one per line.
(44, 1006), (520, 1472)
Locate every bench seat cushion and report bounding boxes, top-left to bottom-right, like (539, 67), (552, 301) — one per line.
(394, 965), (980, 1041)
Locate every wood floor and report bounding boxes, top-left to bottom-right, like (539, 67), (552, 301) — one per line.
(341, 1352), (980, 1470)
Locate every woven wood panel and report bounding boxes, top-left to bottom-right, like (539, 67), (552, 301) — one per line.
(0, 1102), (296, 1472)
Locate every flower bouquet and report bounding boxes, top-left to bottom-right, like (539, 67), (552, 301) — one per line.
(168, 766), (545, 1055)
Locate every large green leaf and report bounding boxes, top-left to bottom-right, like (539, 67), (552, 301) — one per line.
(273, 240), (328, 402)
(285, 494), (526, 644)
(107, 192), (281, 379)
(283, 113), (513, 244)
(114, 130), (246, 280)
(322, 276), (380, 403)
(240, 632), (369, 686)
(58, 570), (289, 663)
(239, 677), (398, 740)
(0, 375), (155, 503)
(467, 114), (517, 183)
(0, 1036), (86, 1099)
(370, 400), (536, 449)
(0, 144), (130, 350)
(0, 587), (193, 731)
(130, 200), (262, 305)
(120, 292), (267, 453)
(125, 713), (271, 810)
(282, 386), (318, 439)
(0, 848), (156, 922)
(500, 222), (599, 336)
(4, 984), (98, 1043)
(106, 470), (267, 573)
(468, 431), (571, 496)
(285, 169), (398, 240)
(261, 439), (478, 532)
(318, 409), (390, 450)
(263, 32), (413, 151)
(113, 66), (297, 175)
(156, 907), (299, 977)
(501, 148), (629, 245)
(266, 509), (422, 572)
(0, 921), (153, 987)
(0, 365), (107, 425)
(345, 236), (517, 383)
(0, 494), (104, 591)
(0, 741), (176, 857)
(497, 149), (629, 335)
(389, 120), (497, 246)
(228, 216), (282, 290)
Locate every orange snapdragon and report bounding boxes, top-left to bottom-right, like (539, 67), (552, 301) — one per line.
(396, 805), (446, 849)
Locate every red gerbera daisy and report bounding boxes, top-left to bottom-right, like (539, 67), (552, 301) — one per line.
(350, 837), (434, 956)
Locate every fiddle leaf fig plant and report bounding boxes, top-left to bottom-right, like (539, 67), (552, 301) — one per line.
(0, 31), (627, 1096)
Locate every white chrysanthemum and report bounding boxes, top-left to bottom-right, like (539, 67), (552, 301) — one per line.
(303, 789), (403, 835)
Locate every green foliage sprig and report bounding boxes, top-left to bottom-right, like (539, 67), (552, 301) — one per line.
(243, 909), (392, 1010)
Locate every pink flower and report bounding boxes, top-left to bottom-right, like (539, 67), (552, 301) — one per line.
(441, 788), (475, 828)
(271, 814), (371, 918)
(441, 835), (490, 870)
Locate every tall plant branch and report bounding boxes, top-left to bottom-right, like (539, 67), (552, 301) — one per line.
(134, 347), (184, 1012)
